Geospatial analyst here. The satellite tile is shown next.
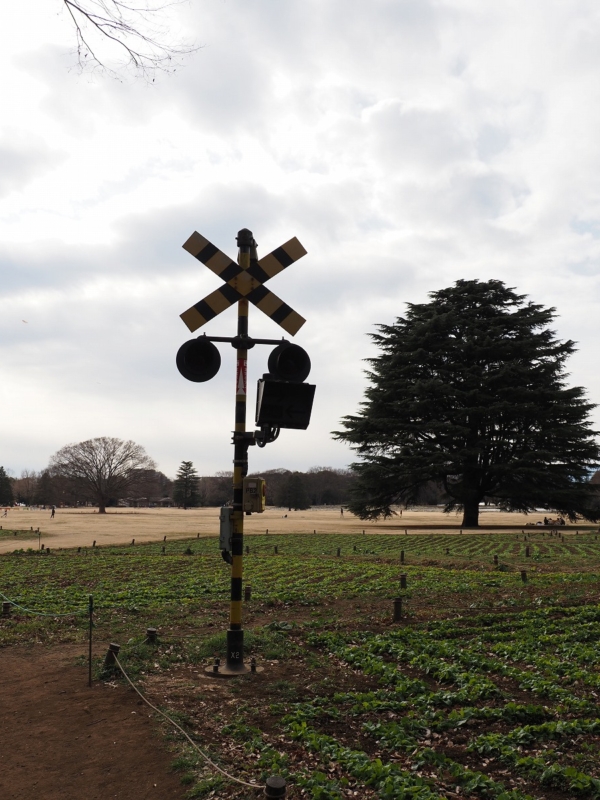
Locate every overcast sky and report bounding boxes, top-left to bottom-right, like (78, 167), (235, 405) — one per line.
(1, 1), (600, 479)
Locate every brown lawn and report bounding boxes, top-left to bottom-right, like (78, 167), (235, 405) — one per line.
(0, 505), (568, 553)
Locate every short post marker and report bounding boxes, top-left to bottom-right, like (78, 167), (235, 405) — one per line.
(163, 535), (166, 542)
(400, 550), (405, 564)
(103, 643), (121, 670)
(161, 546), (165, 554)
(265, 776), (286, 798)
(2, 601), (11, 617)
(521, 570), (528, 583)
(493, 555), (498, 566)
(212, 657), (220, 674)
(336, 547), (341, 557)
(393, 597), (403, 622)
(244, 584), (252, 601)
(131, 539), (135, 546)
(525, 546), (530, 557)
(400, 573), (407, 590)
(145, 627), (158, 645)
(93, 540), (96, 548)
(88, 595), (93, 687)
(274, 545), (278, 554)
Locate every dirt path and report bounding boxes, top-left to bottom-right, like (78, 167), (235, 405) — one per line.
(0, 645), (185, 800)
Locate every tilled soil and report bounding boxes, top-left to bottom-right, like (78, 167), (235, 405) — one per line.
(0, 644), (185, 800)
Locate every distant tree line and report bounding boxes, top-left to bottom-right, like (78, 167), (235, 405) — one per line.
(178, 465), (357, 509)
(1, 439), (357, 510)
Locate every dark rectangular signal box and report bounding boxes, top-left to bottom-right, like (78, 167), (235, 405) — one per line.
(255, 379), (315, 430)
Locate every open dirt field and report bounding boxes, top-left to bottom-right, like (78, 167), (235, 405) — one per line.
(0, 505), (578, 553)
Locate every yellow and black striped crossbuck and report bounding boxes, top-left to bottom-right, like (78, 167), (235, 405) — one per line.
(180, 232), (307, 336)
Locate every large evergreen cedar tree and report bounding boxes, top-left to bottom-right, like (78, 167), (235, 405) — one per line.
(49, 437), (156, 513)
(334, 280), (600, 527)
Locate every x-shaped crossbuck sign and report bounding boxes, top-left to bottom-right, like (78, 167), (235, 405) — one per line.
(180, 232), (307, 336)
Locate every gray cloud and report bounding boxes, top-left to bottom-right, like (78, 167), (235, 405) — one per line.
(0, 132), (64, 197)
(1, 0), (600, 478)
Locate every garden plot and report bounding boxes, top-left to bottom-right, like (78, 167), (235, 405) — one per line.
(2, 533), (600, 798)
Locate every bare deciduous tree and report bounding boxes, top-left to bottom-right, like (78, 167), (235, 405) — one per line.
(12, 470), (39, 506)
(49, 436), (156, 512)
(61, 0), (198, 78)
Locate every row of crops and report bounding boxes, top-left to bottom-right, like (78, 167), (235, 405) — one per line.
(276, 604), (600, 798)
(18, 528), (600, 564)
(2, 536), (600, 614)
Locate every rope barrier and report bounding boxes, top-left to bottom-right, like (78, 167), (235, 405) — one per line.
(112, 654), (260, 791)
(0, 590), (87, 617)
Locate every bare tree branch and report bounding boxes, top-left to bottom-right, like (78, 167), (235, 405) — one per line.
(61, 0), (199, 79)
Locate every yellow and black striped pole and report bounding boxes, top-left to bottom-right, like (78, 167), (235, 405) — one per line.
(226, 228), (253, 671)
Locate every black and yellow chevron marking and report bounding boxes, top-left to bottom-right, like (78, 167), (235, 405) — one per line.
(181, 233), (307, 335)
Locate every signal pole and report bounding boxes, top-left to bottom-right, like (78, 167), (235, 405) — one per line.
(227, 229), (253, 672)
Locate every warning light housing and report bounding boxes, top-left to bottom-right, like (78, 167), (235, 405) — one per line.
(176, 337), (221, 382)
(267, 342), (311, 383)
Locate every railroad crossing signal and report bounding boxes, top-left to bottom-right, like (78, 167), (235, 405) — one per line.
(176, 227), (314, 676)
(180, 232), (307, 336)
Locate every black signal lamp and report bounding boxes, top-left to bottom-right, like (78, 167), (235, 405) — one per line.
(267, 342), (311, 383)
(176, 337), (221, 382)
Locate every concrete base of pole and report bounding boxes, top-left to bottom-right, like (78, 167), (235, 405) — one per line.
(203, 628), (263, 675)
(205, 661), (264, 676)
